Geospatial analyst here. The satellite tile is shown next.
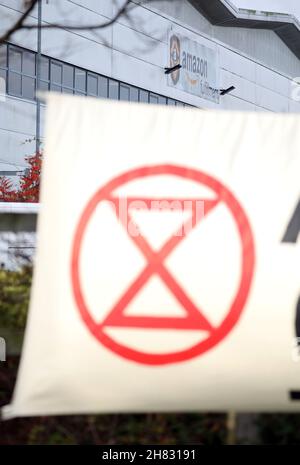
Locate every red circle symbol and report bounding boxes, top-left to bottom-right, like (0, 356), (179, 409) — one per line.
(71, 165), (255, 365)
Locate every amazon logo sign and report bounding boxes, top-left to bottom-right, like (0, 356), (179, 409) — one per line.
(169, 34), (181, 85)
(168, 31), (219, 104)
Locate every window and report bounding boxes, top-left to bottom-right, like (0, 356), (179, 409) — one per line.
(98, 76), (108, 98)
(63, 64), (74, 88)
(39, 80), (49, 92)
(0, 44), (7, 93)
(50, 61), (62, 93)
(8, 71), (21, 96)
(139, 90), (148, 103)
(23, 51), (35, 76)
(51, 84), (62, 93)
(3, 43), (190, 107)
(62, 87), (73, 94)
(109, 79), (118, 100)
(40, 57), (49, 80)
(75, 68), (86, 93)
(167, 98), (176, 106)
(130, 86), (139, 102)
(7, 45), (36, 99)
(87, 73), (97, 96)
(0, 44), (7, 69)
(39, 57), (49, 92)
(0, 68), (6, 84)
(120, 84), (130, 101)
(158, 96), (167, 105)
(149, 93), (159, 104)
(61, 64), (74, 94)
(9, 47), (22, 72)
(51, 62), (62, 85)
(23, 75), (35, 99)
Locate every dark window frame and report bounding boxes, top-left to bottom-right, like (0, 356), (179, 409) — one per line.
(0, 43), (8, 70)
(62, 63), (74, 90)
(7, 44), (36, 99)
(3, 42), (191, 107)
(74, 67), (87, 94)
(87, 72), (98, 97)
(98, 75), (108, 98)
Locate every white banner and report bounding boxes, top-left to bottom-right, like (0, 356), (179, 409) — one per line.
(3, 95), (300, 418)
(167, 30), (219, 104)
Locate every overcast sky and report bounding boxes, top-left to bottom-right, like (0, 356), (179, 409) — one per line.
(233, 0), (300, 18)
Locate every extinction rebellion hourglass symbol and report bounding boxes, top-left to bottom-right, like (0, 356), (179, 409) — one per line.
(71, 165), (255, 365)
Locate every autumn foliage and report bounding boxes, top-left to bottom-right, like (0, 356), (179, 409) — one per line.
(0, 152), (42, 203)
(0, 177), (15, 202)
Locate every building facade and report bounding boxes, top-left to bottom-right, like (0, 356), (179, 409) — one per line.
(1, 0), (300, 177)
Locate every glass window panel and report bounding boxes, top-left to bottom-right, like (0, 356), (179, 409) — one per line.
(87, 73), (97, 96)
(175, 101), (184, 107)
(75, 68), (86, 92)
(0, 44), (7, 69)
(167, 98), (176, 106)
(0, 69), (6, 95)
(50, 83), (62, 93)
(23, 51), (35, 76)
(75, 90), (85, 96)
(39, 80), (49, 92)
(120, 84), (130, 101)
(9, 47), (22, 73)
(8, 71), (22, 96)
(62, 87), (73, 94)
(22, 76), (35, 99)
(63, 64), (73, 87)
(40, 57), (49, 80)
(130, 86), (139, 102)
(149, 93), (159, 104)
(139, 90), (148, 103)
(98, 76), (108, 98)
(158, 96), (167, 105)
(0, 68), (6, 81)
(109, 79), (118, 100)
(51, 62), (62, 84)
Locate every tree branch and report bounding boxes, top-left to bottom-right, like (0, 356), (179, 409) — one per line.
(0, 0), (38, 44)
(0, 0), (140, 44)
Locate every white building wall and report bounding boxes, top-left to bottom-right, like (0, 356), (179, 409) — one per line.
(0, 96), (36, 166)
(214, 27), (300, 78)
(152, 0), (300, 78)
(0, 0), (300, 174)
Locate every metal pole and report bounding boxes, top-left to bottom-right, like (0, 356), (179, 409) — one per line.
(36, 0), (42, 154)
(226, 411), (237, 445)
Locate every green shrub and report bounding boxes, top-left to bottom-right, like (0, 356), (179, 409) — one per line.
(0, 266), (32, 330)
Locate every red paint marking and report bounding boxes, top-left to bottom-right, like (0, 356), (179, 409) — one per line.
(102, 196), (218, 331)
